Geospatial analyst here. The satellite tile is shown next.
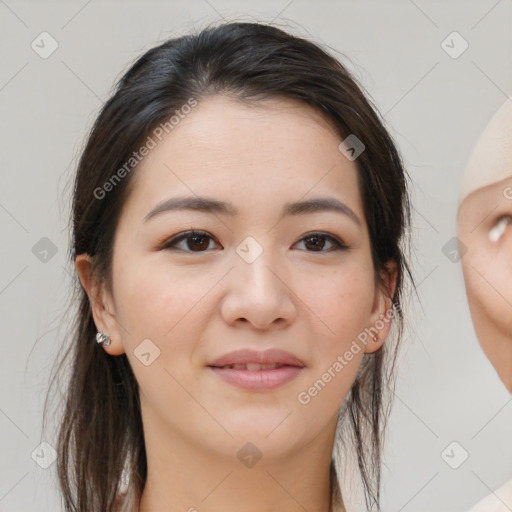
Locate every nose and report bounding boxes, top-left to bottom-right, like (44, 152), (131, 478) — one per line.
(501, 218), (512, 272)
(220, 244), (297, 331)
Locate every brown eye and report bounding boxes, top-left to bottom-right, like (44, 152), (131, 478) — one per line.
(160, 230), (349, 254)
(162, 231), (220, 252)
(294, 232), (349, 252)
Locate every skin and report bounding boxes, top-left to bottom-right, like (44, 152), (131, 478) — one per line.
(76, 95), (397, 512)
(457, 176), (512, 392)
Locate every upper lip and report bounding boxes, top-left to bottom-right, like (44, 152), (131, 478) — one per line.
(208, 349), (306, 368)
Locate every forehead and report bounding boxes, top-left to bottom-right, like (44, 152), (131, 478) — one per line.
(124, 95), (363, 219)
(458, 176), (512, 226)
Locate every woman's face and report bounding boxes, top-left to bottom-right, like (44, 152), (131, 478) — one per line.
(457, 176), (512, 391)
(82, 95), (394, 464)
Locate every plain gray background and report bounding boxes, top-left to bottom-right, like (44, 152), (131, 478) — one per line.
(1, 1), (511, 511)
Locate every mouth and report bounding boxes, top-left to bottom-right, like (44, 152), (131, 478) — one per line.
(211, 363), (291, 371)
(207, 348), (305, 391)
(208, 365), (303, 391)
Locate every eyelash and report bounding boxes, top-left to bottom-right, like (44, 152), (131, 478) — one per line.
(159, 230), (350, 254)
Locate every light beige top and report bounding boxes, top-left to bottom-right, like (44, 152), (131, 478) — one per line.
(466, 478), (512, 512)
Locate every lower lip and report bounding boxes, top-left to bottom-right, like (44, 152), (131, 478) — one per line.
(208, 365), (303, 391)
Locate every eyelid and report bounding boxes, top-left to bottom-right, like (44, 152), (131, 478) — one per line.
(489, 215), (512, 242)
(294, 231), (349, 251)
(159, 230), (220, 251)
(158, 230), (350, 252)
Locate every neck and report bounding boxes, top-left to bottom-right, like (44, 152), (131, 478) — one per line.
(137, 404), (341, 512)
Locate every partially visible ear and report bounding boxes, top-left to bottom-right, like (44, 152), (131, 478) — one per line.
(75, 254), (125, 355)
(364, 259), (398, 354)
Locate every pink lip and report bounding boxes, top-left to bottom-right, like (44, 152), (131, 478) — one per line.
(209, 366), (303, 391)
(208, 348), (306, 368)
(207, 349), (305, 391)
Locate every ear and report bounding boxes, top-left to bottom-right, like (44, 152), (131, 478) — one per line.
(364, 259), (398, 354)
(75, 253), (125, 355)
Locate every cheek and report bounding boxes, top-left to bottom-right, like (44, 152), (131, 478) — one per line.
(291, 267), (373, 419)
(463, 247), (512, 335)
(293, 263), (375, 352)
(115, 264), (217, 407)
(486, 255), (512, 307)
(113, 258), (213, 356)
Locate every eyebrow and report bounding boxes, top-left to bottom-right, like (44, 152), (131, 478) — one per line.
(143, 195), (362, 227)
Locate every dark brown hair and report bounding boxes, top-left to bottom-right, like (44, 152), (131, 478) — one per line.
(44, 20), (413, 512)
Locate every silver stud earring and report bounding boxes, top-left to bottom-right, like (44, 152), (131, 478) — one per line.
(96, 331), (111, 347)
